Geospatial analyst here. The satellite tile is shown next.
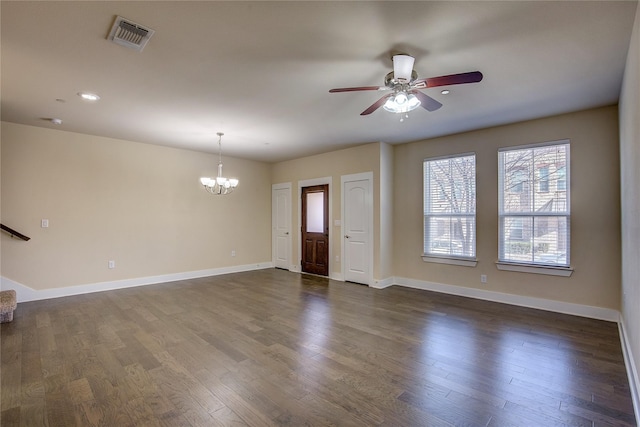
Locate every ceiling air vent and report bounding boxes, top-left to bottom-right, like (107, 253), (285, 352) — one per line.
(107, 16), (155, 52)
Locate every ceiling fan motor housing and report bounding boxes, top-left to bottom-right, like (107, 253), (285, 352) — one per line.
(385, 70), (419, 88)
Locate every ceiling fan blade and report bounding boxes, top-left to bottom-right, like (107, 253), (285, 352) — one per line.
(413, 90), (443, 112)
(329, 86), (386, 93)
(360, 94), (393, 115)
(413, 71), (483, 89)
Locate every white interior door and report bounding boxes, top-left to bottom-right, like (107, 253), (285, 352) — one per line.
(343, 175), (372, 285)
(272, 184), (291, 270)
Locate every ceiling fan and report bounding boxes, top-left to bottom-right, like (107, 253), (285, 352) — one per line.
(329, 54), (483, 118)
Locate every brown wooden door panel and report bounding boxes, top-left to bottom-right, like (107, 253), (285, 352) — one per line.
(303, 238), (315, 265)
(315, 240), (328, 268)
(301, 184), (329, 276)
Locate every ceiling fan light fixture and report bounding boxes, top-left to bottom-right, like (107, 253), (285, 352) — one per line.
(383, 92), (421, 114)
(392, 54), (415, 83)
(408, 93), (421, 108)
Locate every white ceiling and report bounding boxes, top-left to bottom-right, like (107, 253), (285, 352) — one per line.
(1, 1), (637, 162)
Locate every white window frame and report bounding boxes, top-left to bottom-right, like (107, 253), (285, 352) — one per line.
(423, 153), (477, 267)
(497, 140), (572, 276)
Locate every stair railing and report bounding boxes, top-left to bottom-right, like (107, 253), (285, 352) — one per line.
(0, 224), (31, 241)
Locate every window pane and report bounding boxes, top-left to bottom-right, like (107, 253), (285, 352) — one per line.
(557, 167), (566, 191)
(532, 216), (569, 266)
(425, 216), (476, 257)
(501, 149), (532, 213)
(424, 154), (476, 258)
(502, 216), (533, 262)
(306, 192), (324, 233)
(537, 167), (549, 192)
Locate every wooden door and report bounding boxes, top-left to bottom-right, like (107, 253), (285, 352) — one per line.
(301, 184), (329, 276)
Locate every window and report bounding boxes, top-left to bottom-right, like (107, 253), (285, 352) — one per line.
(537, 166), (549, 192)
(557, 166), (566, 191)
(423, 154), (476, 260)
(511, 169), (528, 193)
(498, 141), (570, 267)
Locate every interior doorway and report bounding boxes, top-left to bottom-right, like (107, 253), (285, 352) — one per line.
(272, 183), (291, 270)
(301, 184), (329, 276)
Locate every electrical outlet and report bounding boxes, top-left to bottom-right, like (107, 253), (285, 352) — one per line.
(480, 274), (487, 283)
(335, 255), (340, 263)
(231, 250), (236, 257)
(108, 260), (115, 269)
(41, 219), (49, 228)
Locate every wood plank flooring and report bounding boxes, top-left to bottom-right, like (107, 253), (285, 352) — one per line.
(1, 269), (636, 426)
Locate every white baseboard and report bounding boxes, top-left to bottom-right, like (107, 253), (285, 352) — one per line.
(392, 276), (620, 322)
(1, 262), (273, 303)
(371, 277), (394, 289)
(330, 272), (344, 281)
(619, 318), (640, 426)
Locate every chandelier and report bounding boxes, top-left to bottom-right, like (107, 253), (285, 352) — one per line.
(200, 132), (239, 195)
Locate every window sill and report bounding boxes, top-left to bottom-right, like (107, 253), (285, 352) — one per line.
(422, 255), (478, 267)
(496, 262), (573, 277)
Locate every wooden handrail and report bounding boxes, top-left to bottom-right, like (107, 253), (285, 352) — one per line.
(0, 224), (30, 241)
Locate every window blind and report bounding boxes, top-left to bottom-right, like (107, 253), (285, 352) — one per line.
(423, 153), (476, 259)
(498, 141), (570, 266)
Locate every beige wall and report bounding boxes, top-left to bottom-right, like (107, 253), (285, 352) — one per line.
(271, 142), (381, 279)
(379, 142), (394, 280)
(619, 1), (640, 406)
(1, 122), (272, 290)
(393, 106), (621, 309)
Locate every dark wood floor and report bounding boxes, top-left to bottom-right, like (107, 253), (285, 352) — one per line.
(1, 269), (636, 426)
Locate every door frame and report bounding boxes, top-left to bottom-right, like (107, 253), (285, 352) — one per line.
(272, 182), (292, 270)
(341, 172), (374, 286)
(297, 177), (332, 275)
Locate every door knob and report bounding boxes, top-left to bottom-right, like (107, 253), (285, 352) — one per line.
(285, 232), (289, 235)
(345, 235), (350, 239)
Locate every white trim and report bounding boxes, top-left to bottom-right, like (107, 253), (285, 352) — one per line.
(341, 171), (374, 286)
(272, 182), (292, 190)
(392, 276), (619, 321)
(371, 277), (394, 289)
(422, 151), (477, 162)
(496, 261), (573, 277)
(422, 255), (478, 267)
(497, 138), (570, 152)
(1, 262), (273, 303)
(619, 318), (640, 426)
(297, 177), (332, 277)
(289, 264), (300, 273)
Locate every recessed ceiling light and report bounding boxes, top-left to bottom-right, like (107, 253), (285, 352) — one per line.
(441, 89), (450, 95)
(78, 92), (100, 101)
(51, 118), (63, 125)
